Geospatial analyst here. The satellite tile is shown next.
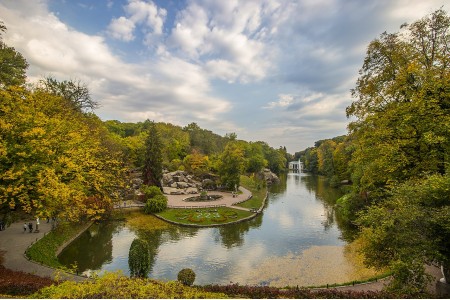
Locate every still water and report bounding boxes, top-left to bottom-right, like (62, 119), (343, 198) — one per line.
(59, 172), (371, 287)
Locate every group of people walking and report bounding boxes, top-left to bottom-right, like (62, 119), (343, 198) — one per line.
(24, 222), (35, 233)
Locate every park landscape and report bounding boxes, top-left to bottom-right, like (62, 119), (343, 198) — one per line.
(0, 2), (450, 299)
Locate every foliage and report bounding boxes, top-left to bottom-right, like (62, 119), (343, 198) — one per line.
(141, 184), (163, 200)
(142, 120), (163, 187)
(201, 283), (415, 299)
(0, 25), (28, 87)
(177, 268), (196, 286)
(217, 142), (245, 190)
(346, 8), (450, 198)
(144, 194), (168, 214)
(0, 266), (54, 296)
(128, 238), (151, 278)
(36, 77), (98, 111)
(0, 85), (124, 222)
(356, 173), (450, 294)
(30, 271), (227, 299)
(25, 222), (87, 269)
(183, 149), (210, 175)
(236, 175), (267, 210)
(125, 211), (172, 231)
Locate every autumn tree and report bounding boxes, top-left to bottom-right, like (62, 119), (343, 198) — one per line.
(0, 87), (124, 222)
(142, 120), (163, 188)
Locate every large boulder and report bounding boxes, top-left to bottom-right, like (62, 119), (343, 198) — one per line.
(261, 168), (280, 185)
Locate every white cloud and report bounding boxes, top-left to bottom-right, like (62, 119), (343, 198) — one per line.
(168, 0), (280, 83)
(264, 94), (294, 109)
(106, 0), (166, 44)
(107, 16), (135, 41)
(0, 0), (232, 130)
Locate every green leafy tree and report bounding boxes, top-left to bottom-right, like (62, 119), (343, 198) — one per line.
(144, 194), (168, 213)
(346, 8), (450, 199)
(217, 142), (245, 190)
(142, 120), (163, 187)
(128, 239), (151, 278)
(0, 23), (28, 87)
(357, 174), (450, 294)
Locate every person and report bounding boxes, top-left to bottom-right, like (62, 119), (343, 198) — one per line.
(23, 223), (27, 233)
(0, 220), (4, 231)
(28, 222), (33, 233)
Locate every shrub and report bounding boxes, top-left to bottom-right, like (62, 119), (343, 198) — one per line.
(144, 194), (168, 214)
(31, 272), (226, 298)
(177, 268), (196, 286)
(128, 239), (151, 278)
(141, 185), (163, 200)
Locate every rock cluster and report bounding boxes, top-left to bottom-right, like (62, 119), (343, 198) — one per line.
(261, 168), (280, 185)
(162, 170), (202, 195)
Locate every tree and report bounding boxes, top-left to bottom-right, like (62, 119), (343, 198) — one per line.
(217, 142), (245, 190)
(346, 8), (450, 199)
(0, 24), (28, 87)
(357, 174), (450, 294)
(142, 120), (163, 188)
(37, 77), (98, 111)
(128, 238), (151, 278)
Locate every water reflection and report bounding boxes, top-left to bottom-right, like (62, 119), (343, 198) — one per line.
(59, 173), (369, 286)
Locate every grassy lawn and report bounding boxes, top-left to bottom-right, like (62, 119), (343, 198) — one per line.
(156, 207), (253, 226)
(236, 175), (268, 210)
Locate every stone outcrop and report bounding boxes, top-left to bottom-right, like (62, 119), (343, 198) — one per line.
(162, 170), (202, 195)
(260, 168), (280, 185)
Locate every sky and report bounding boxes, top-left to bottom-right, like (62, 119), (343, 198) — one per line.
(0, 0), (448, 153)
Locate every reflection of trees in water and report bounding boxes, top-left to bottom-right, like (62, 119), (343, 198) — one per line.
(301, 175), (343, 205)
(299, 174), (357, 240)
(59, 222), (119, 272)
(132, 225), (200, 276)
(214, 214), (263, 249)
(268, 173), (287, 194)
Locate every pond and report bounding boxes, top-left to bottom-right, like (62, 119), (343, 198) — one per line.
(59, 172), (377, 287)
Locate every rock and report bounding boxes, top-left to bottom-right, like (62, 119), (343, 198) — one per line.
(177, 182), (189, 189)
(185, 187), (198, 194)
(163, 187), (183, 195)
(170, 182), (178, 188)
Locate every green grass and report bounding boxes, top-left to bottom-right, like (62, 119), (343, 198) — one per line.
(156, 207), (253, 226)
(236, 175), (267, 210)
(25, 222), (88, 270)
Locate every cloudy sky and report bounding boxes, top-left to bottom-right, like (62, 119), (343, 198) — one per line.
(1, 0), (448, 153)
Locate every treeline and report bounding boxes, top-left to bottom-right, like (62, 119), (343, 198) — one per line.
(295, 135), (352, 187)
(104, 120), (291, 176)
(0, 21), (290, 225)
(296, 9), (450, 295)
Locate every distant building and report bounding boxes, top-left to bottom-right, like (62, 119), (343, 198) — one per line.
(288, 160), (301, 171)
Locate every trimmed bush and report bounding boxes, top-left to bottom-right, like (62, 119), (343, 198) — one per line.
(141, 185), (163, 200)
(128, 239), (151, 278)
(177, 268), (196, 286)
(144, 194), (168, 214)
